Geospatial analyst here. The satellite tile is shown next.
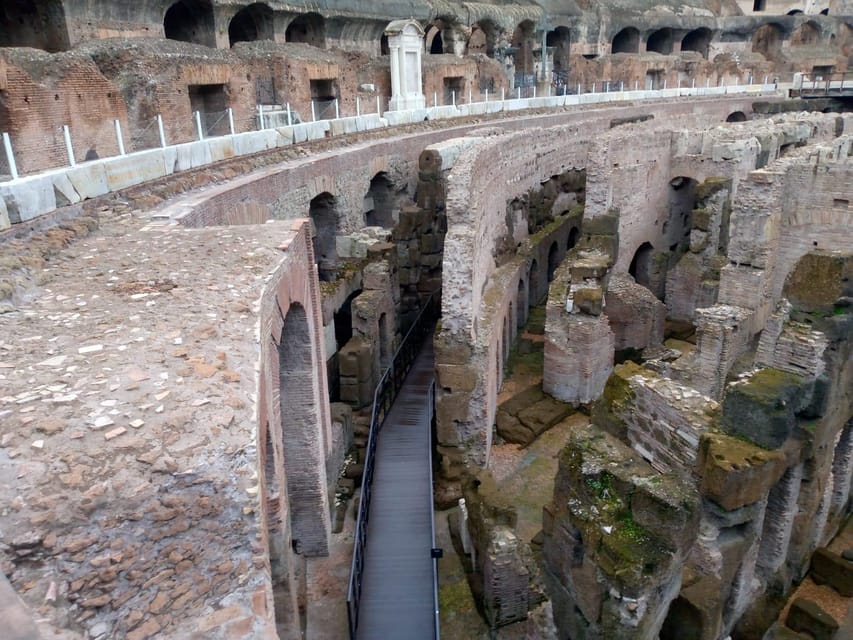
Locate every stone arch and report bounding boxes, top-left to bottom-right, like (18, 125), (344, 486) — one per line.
(517, 278), (527, 328)
(727, 111), (747, 122)
(646, 28), (674, 54)
(164, 0), (215, 47)
(752, 23), (785, 59)
(0, 0), (69, 52)
(512, 20), (537, 76)
(468, 20), (498, 57)
(547, 240), (560, 282)
(229, 3), (274, 47)
(425, 24), (444, 54)
(547, 26), (572, 76)
(612, 27), (640, 54)
(660, 596), (704, 640)
(309, 192), (339, 280)
(787, 9), (803, 15)
(567, 226), (580, 250)
(629, 242), (655, 290)
(277, 302), (330, 557)
(681, 27), (713, 58)
(791, 21), (821, 46)
(364, 172), (396, 228)
(287, 12), (325, 48)
(529, 259), (540, 307)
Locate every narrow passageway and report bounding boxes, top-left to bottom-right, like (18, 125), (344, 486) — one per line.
(356, 340), (437, 639)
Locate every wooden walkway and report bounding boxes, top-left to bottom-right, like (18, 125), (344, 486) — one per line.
(356, 341), (437, 640)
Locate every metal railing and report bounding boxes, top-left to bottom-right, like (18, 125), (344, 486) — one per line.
(792, 72), (853, 97)
(346, 291), (441, 639)
(427, 378), (440, 640)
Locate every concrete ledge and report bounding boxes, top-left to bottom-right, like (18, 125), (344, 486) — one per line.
(0, 195), (9, 231)
(0, 175), (57, 223)
(51, 171), (81, 206)
(329, 116), (360, 137)
(272, 128), (294, 147)
(105, 149), (168, 190)
(66, 162), (109, 200)
(355, 114), (385, 131)
(426, 106), (460, 120)
(383, 109), (428, 126)
(292, 121), (330, 143)
(207, 137), (235, 163)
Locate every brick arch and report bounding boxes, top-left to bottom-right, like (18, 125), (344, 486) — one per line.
(164, 0), (215, 47)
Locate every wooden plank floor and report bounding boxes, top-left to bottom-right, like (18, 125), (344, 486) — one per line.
(356, 341), (436, 640)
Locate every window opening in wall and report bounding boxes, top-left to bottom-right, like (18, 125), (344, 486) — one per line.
(646, 70), (665, 90)
(511, 20), (536, 76)
(681, 28), (712, 59)
(629, 242), (655, 290)
(164, 0), (215, 47)
(229, 3), (274, 47)
(0, 0), (70, 52)
(517, 279), (526, 328)
(468, 21), (497, 57)
(286, 12), (325, 48)
(567, 227), (580, 250)
(546, 27), (572, 79)
(612, 27), (640, 54)
(547, 241), (560, 282)
(833, 199), (849, 208)
(310, 79), (338, 120)
(726, 111), (747, 122)
(753, 0), (766, 10)
(364, 172), (396, 228)
(380, 34), (389, 55)
(426, 25), (444, 54)
(188, 84), (229, 137)
(646, 28), (674, 55)
(309, 192), (339, 280)
(443, 76), (464, 104)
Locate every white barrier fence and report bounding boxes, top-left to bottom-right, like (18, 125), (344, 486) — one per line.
(0, 82), (779, 229)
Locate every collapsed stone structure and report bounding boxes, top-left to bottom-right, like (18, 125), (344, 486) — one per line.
(0, 2), (852, 640)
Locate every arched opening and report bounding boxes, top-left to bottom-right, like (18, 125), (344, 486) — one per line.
(546, 26), (572, 77)
(0, 0), (69, 51)
(752, 23), (785, 59)
(512, 20), (537, 76)
(528, 259), (540, 307)
(787, 9), (804, 14)
(468, 20), (497, 57)
(660, 596), (703, 640)
(667, 176), (698, 254)
(309, 192), (339, 281)
(378, 313), (390, 369)
(612, 27), (640, 54)
(229, 3), (274, 47)
(164, 0), (215, 47)
(820, 8), (829, 14)
(547, 241), (560, 282)
(286, 12), (325, 48)
(567, 226), (580, 250)
(517, 279), (526, 328)
(629, 242), (655, 290)
(726, 111), (747, 122)
(277, 302), (328, 557)
(426, 25), (444, 54)
(646, 28), (674, 54)
(681, 28), (712, 59)
(791, 21), (821, 46)
(364, 172), (396, 228)
(329, 289), (362, 401)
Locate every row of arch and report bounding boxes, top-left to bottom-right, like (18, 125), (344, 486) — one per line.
(611, 20), (831, 58)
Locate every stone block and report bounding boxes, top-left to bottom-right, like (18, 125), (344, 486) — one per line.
(105, 149), (167, 190)
(206, 137), (235, 163)
(810, 548), (853, 596)
(329, 117), (359, 137)
(355, 114), (384, 132)
(517, 396), (573, 437)
(573, 286), (603, 315)
(0, 196), (8, 230)
(174, 141), (211, 172)
(66, 162), (109, 200)
(721, 368), (807, 449)
(435, 364), (478, 393)
(51, 171), (81, 206)
(496, 411), (534, 446)
(338, 339), (371, 381)
(762, 622), (811, 640)
(785, 598), (839, 640)
(426, 106), (459, 121)
(0, 174), (57, 223)
(699, 432), (788, 511)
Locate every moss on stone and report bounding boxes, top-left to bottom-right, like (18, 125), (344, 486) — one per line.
(695, 177), (730, 203)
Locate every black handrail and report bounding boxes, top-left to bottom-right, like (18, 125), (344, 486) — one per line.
(428, 379), (440, 639)
(346, 291), (440, 639)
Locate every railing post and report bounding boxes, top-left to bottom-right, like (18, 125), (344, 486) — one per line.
(63, 125), (76, 167)
(195, 110), (204, 141)
(356, 96), (361, 117)
(517, 86), (520, 99)
(376, 95), (381, 115)
(286, 103), (292, 126)
(114, 119), (126, 156)
(434, 91), (437, 107)
(451, 90), (455, 107)
(311, 101), (316, 122)
(468, 88), (472, 104)
(157, 114), (167, 148)
(3, 132), (19, 179)
(257, 105), (265, 130)
(227, 107), (235, 135)
(335, 98), (340, 119)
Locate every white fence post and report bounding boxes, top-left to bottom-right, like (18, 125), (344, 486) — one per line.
(63, 125), (76, 167)
(3, 132), (19, 179)
(356, 96), (360, 117)
(257, 105), (265, 130)
(485, 89), (489, 102)
(157, 114), (167, 148)
(517, 86), (521, 99)
(114, 120), (126, 156)
(286, 103), (292, 126)
(468, 88), (472, 104)
(533, 85), (537, 98)
(501, 87), (505, 101)
(376, 95), (381, 114)
(227, 107), (235, 135)
(433, 91), (437, 107)
(452, 90), (456, 107)
(311, 101), (316, 122)
(195, 110), (204, 141)
(334, 98), (339, 119)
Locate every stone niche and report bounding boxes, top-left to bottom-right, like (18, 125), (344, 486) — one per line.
(385, 20), (426, 111)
